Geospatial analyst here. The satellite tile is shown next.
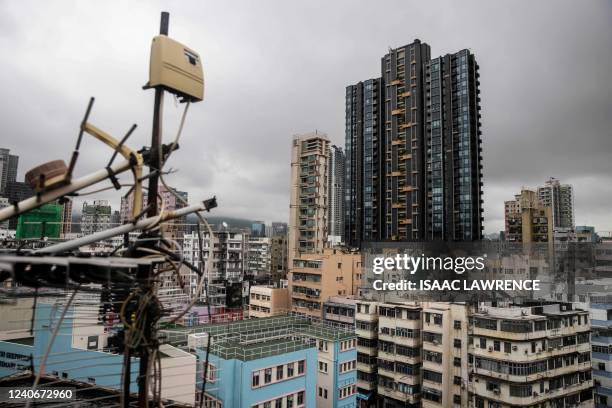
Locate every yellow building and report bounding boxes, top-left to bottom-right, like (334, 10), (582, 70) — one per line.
(289, 248), (362, 318)
(505, 189), (554, 243)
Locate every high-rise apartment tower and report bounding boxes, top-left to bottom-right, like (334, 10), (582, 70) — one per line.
(345, 40), (484, 246)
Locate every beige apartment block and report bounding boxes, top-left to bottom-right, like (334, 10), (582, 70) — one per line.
(421, 302), (470, 407)
(471, 303), (592, 407)
(505, 189), (554, 243)
(354, 301), (593, 408)
(288, 131), (330, 269)
(248, 285), (289, 318)
(289, 248), (362, 318)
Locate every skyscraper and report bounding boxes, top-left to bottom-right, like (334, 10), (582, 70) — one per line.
(537, 177), (574, 230)
(270, 221), (288, 236)
(424, 49), (484, 240)
(344, 40), (484, 245)
(251, 220), (266, 237)
(327, 144), (345, 244)
(345, 78), (382, 248)
(0, 148), (18, 195)
(288, 131), (329, 267)
(380, 40), (431, 242)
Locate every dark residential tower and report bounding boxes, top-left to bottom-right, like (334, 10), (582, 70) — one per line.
(344, 40), (483, 245)
(345, 78), (382, 248)
(424, 50), (484, 240)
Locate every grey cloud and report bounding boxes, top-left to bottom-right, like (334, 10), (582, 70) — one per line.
(0, 0), (610, 232)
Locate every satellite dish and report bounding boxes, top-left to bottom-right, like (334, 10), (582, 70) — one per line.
(222, 222), (228, 228)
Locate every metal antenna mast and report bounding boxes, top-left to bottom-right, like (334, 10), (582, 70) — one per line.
(138, 11), (169, 407)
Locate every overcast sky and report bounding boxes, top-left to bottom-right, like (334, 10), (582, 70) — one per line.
(1, 0), (610, 234)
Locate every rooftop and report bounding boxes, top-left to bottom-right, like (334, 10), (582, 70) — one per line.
(160, 314), (355, 361)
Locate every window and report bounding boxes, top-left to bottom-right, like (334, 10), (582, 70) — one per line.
(423, 369), (443, 383)
(453, 320), (461, 330)
(453, 357), (461, 367)
(339, 384), (356, 400)
(474, 318), (497, 330)
(318, 361), (328, 373)
(252, 360), (304, 388)
(276, 365), (283, 380)
(504, 342), (511, 353)
(493, 340), (500, 351)
(454, 376), (462, 385)
(423, 331), (443, 344)
(454, 339), (462, 348)
(340, 339), (356, 351)
(480, 338), (486, 349)
(422, 387), (442, 403)
(340, 360), (357, 373)
(264, 368), (272, 383)
(486, 381), (500, 392)
(509, 384), (532, 397)
(297, 391), (304, 405)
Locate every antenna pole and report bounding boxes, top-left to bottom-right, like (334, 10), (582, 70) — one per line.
(136, 11), (170, 407)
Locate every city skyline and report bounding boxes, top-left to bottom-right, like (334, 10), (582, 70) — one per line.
(0, 1), (610, 234)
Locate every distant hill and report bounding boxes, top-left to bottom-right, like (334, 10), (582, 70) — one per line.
(69, 211), (270, 233)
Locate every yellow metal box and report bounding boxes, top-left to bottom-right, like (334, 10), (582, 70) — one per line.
(148, 35), (204, 102)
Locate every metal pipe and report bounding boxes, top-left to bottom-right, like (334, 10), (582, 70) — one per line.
(0, 158), (133, 222)
(34, 201), (210, 254)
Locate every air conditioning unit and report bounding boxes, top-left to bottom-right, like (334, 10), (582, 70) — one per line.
(488, 346), (493, 352)
(433, 339), (440, 345)
(493, 389), (500, 395)
(512, 345), (518, 351)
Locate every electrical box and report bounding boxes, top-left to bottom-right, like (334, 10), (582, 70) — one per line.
(147, 35), (204, 102)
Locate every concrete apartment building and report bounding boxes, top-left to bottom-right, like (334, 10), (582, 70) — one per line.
(270, 233), (288, 283)
(248, 285), (289, 318)
(0, 148), (18, 195)
(471, 303), (593, 408)
(323, 296), (357, 329)
(587, 303), (612, 407)
(60, 197), (73, 238)
(505, 189), (554, 243)
(160, 314), (358, 408)
(538, 177), (575, 231)
(354, 300), (594, 407)
(246, 236), (272, 280)
(81, 200), (112, 235)
(288, 131), (330, 268)
(421, 303), (470, 407)
(289, 248), (362, 318)
(182, 230), (248, 307)
(0, 301), (197, 405)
